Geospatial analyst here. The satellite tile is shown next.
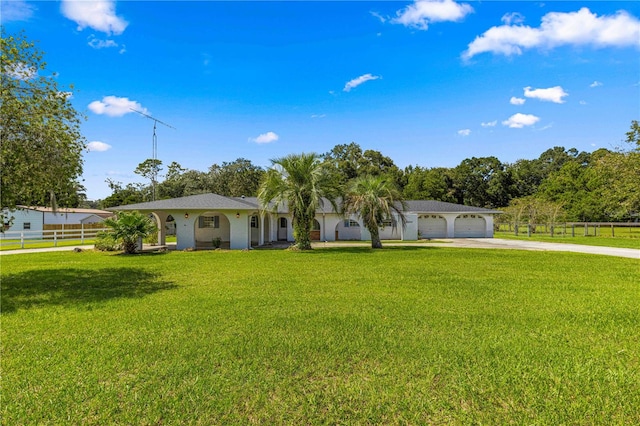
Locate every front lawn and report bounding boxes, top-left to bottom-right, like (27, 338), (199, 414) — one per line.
(2, 248), (638, 424)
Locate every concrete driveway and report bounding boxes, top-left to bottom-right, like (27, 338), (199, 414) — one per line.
(312, 238), (639, 259)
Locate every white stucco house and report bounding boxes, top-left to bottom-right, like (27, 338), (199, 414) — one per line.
(109, 193), (501, 250)
(2, 206), (113, 237)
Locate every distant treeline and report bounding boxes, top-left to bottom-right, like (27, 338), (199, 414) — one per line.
(95, 121), (639, 223)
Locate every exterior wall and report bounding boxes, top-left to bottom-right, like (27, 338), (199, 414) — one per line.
(335, 218), (362, 240)
(194, 211), (231, 244)
(228, 212), (250, 249)
(45, 212), (96, 225)
(403, 213), (418, 240)
(2, 208), (44, 238)
(79, 215), (106, 225)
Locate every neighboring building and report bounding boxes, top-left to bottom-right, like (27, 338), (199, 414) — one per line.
(109, 193), (501, 250)
(2, 206), (113, 237)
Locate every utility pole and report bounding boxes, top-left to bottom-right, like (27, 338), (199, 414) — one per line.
(130, 108), (175, 201)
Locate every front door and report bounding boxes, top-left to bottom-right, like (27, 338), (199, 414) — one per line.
(278, 217), (288, 241)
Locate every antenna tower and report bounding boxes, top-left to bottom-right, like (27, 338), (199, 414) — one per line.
(130, 108), (176, 201)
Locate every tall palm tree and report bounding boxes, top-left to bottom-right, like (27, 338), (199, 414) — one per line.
(258, 153), (338, 250)
(343, 175), (407, 249)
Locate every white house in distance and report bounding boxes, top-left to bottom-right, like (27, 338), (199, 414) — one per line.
(2, 206), (113, 237)
(110, 193), (501, 250)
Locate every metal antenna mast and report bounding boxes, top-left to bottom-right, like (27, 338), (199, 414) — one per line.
(130, 108), (176, 201)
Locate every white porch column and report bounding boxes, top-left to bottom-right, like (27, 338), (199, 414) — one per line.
(228, 212), (250, 249)
(259, 215), (265, 245)
(174, 213), (198, 250)
(443, 213), (458, 238)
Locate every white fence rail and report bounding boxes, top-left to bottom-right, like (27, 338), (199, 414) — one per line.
(0, 227), (110, 250)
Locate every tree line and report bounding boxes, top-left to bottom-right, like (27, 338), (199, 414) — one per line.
(100, 122), (639, 223)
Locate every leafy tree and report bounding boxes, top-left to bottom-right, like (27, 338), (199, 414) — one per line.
(258, 153), (338, 250)
(451, 156), (510, 208)
(209, 158), (264, 197)
(1, 30), (85, 214)
(342, 175), (407, 249)
(134, 158), (162, 200)
(104, 211), (157, 254)
(323, 143), (404, 189)
(403, 166), (456, 202)
(100, 179), (146, 208)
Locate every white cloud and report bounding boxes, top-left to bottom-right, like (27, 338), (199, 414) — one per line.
(88, 35), (119, 50)
(393, 0), (473, 30)
(311, 114), (326, 119)
(510, 96), (526, 105)
(501, 12), (525, 25)
(88, 96), (146, 117)
(343, 73), (380, 92)
(481, 120), (497, 127)
(524, 86), (568, 103)
(61, 0), (128, 35)
(502, 113), (540, 128)
(457, 129), (471, 136)
(579, 100), (588, 105)
(590, 80), (603, 88)
(1, 0), (35, 22)
(463, 7), (640, 59)
(87, 141), (112, 152)
(249, 131), (279, 144)
(370, 11), (387, 24)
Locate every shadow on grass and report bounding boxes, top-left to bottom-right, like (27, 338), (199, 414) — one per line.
(1, 267), (177, 314)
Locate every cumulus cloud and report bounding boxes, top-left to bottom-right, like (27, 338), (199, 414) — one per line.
(463, 7), (640, 59)
(87, 141), (112, 152)
(249, 131), (279, 144)
(457, 129), (471, 136)
(393, 0), (473, 30)
(88, 96), (146, 117)
(524, 86), (568, 103)
(502, 113), (540, 128)
(510, 96), (526, 105)
(1, 0), (35, 22)
(61, 0), (128, 35)
(343, 73), (380, 92)
(481, 120), (497, 127)
(590, 80), (603, 88)
(311, 114), (326, 119)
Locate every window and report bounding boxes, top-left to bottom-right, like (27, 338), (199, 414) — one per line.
(250, 216), (258, 228)
(343, 220), (359, 228)
(23, 222), (31, 230)
(280, 217), (287, 228)
(312, 220), (321, 231)
(381, 219), (393, 227)
(199, 216), (219, 228)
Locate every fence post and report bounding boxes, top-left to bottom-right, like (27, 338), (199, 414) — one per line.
(550, 225), (554, 237)
(515, 223), (518, 236)
(81, 224), (84, 244)
(611, 224), (614, 237)
(571, 224), (575, 237)
(21, 231), (24, 249)
(527, 224), (531, 237)
(584, 223), (588, 236)
(54, 230), (58, 247)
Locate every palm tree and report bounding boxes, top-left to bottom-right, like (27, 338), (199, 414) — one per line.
(343, 175), (407, 249)
(104, 210), (157, 254)
(258, 153), (338, 250)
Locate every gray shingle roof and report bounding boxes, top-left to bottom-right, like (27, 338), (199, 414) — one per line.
(108, 193), (259, 211)
(404, 200), (501, 214)
(109, 194), (501, 215)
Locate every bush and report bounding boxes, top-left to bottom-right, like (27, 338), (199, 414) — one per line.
(94, 231), (121, 251)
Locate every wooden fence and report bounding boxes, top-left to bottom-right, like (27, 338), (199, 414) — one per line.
(496, 222), (640, 238)
(0, 226), (110, 250)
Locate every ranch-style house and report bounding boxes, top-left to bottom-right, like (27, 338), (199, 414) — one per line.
(110, 193), (501, 250)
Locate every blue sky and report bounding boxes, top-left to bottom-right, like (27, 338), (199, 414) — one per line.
(3, 0), (639, 200)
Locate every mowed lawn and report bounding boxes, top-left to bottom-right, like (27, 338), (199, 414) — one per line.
(2, 248), (638, 424)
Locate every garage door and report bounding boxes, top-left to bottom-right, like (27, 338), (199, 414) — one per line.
(454, 215), (486, 238)
(418, 215), (447, 238)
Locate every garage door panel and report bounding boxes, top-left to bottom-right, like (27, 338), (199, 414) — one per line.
(419, 216), (447, 238)
(454, 215), (486, 238)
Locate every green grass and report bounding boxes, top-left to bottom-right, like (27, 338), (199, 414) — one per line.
(2, 248), (639, 424)
(494, 230), (640, 249)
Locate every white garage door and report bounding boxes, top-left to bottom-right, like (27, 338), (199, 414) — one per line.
(454, 215), (486, 238)
(418, 215), (447, 238)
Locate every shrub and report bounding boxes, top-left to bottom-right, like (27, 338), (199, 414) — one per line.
(93, 231), (121, 251)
